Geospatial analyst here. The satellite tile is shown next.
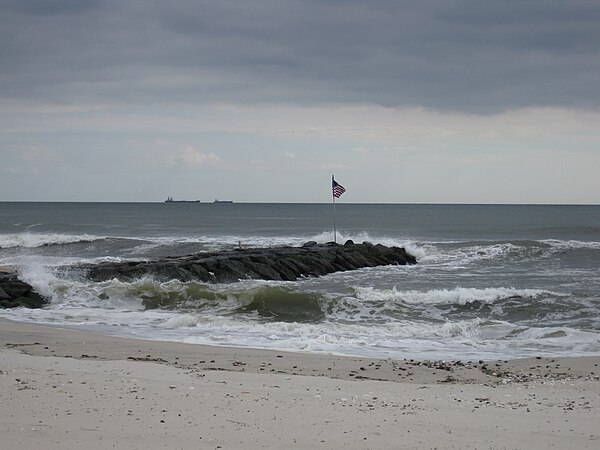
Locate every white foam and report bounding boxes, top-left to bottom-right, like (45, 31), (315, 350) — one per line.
(164, 314), (202, 329)
(310, 230), (400, 247)
(135, 234), (307, 250)
(432, 242), (527, 266)
(353, 286), (564, 306)
(18, 261), (63, 301)
(429, 239), (600, 268)
(308, 230), (429, 261)
(155, 315), (600, 359)
(160, 313), (484, 343)
(0, 233), (104, 249)
(541, 239), (600, 250)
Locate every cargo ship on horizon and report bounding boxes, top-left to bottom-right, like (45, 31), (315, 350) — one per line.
(164, 197), (200, 203)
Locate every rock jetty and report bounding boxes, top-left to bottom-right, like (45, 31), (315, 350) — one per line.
(0, 242), (416, 308)
(84, 241), (417, 283)
(0, 272), (47, 308)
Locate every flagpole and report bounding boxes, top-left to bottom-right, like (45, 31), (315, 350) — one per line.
(332, 175), (337, 243)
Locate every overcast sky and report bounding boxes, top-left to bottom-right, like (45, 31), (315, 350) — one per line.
(1, 0), (599, 203)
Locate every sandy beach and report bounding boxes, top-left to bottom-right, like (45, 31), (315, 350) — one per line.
(0, 320), (598, 449)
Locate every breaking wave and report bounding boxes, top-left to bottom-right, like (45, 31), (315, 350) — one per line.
(541, 239), (600, 250)
(163, 314), (483, 340)
(0, 233), (105, 249)
(15, 264), (327, 323)
(353, 286), (565, 306)
(140, 283), (325, 322)
(309, 230), (427, 261)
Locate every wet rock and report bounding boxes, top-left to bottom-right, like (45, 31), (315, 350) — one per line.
(81, 242), (417, 283)
(0, 273), (48, 308)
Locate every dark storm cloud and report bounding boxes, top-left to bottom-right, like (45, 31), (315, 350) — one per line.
(1, 0), (599, 112)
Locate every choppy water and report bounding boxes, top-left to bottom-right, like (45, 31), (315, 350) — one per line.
(1, 202), (599, 360)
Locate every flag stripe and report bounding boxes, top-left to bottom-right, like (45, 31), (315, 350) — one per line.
(332, 179), (346, 198)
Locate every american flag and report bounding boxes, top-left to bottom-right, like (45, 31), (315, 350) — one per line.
(332, 177), (346, 198)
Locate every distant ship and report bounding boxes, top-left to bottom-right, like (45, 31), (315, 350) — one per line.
(165, 197), (200, 203)
(213, 199), (233, 204)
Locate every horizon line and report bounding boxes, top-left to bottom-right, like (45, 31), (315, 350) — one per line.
(1, 201), (599, 206)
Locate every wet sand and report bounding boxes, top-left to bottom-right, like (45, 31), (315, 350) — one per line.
(1, 319), (599, 449)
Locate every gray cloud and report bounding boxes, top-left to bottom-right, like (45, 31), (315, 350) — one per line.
(1, 0), (599, 112)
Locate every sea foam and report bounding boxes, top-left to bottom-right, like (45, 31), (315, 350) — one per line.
(0, 233), (104, 249)
(353, 286), (564, 306)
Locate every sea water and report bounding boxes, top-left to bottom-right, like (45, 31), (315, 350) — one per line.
(1, 202), (599, 360)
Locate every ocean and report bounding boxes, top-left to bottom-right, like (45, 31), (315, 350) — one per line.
(1, 202), (599, 360)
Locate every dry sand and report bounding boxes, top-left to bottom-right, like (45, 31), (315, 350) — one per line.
(1, 319), (599, 449)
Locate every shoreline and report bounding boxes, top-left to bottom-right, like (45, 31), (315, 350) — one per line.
(1, 319), (599, 448)
(1, 319), (600, 384)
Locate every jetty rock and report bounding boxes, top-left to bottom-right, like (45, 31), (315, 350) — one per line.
(0, 272), (48, 309)
(83, 241), (417, 283)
